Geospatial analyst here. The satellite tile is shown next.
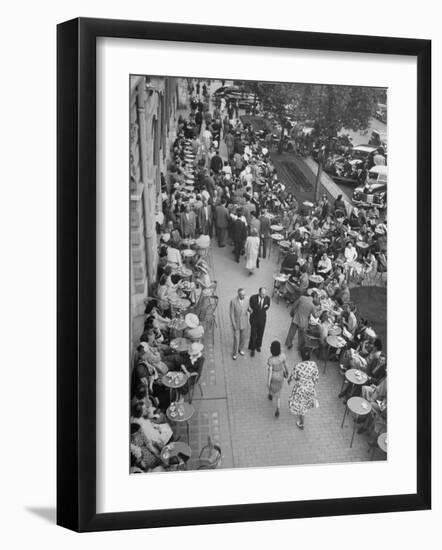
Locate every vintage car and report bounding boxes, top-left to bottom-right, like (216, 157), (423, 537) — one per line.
(214, 85), (255, 108)
(352, 165), (387, 209)
(351, 144), (378, 161)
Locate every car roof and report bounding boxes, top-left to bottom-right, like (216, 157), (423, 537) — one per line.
(368, 165), (388, 175)
(353, 144), (377, 152)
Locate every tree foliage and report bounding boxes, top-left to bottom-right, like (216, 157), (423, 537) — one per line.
(240, 80), (379, 138)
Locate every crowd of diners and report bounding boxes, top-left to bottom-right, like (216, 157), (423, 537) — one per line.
(130, 82), (388, 471)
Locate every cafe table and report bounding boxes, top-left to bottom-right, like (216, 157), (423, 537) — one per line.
(323, 334), (347, 374)
(166, 402), (195, 444)
(340, 367), (368, 395)
(169, 317), (188, 338)
(270, 224), (283, 232)
(370, 432), (388, 460)
(272, 272), (289, 302)
(328, 324), (342, 337)
(162, 370), (189, 403)
(341, 396), (372, 448)
(169, 337), (191, 352)
(309, 274), (324, 288)
(160, 441), (192, 468)
(356, 241), (370, 257)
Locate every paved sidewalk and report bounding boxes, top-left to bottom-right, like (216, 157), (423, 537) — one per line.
(211, 243), (373, 468)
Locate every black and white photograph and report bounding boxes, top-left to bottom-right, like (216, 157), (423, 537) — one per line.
(129, 75), (388, 473)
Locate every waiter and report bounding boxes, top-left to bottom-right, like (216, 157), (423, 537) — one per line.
(248, 287), (271, 357)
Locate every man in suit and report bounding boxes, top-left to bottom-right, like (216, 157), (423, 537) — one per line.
(259, 209), (271, 259)
(248, 287), (271, 357)
(232, 209), (248, 262)
(197, 197), (213, 237)
(214, 199), (229, 247)
(285, 292), (321, 351)
(229, 288), (249, 360)
(180, 204), (197, 239)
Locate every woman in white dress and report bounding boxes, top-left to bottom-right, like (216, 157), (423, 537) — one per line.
(244, 228), (260, 275)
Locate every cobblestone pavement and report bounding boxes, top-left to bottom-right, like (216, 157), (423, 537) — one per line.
(181, 242), (378, 469)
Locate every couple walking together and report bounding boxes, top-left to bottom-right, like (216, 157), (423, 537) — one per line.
(229, 287), (270, 360)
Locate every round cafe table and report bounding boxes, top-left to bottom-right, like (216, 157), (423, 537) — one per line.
(309, 274), (324, 287)
(169, 317), (188, 337)
(272, 272), (289, 302)
(160, 441), (192, 467)
(341, 396), (372, 448)
(166, 402), (195, 444)
(356, 241), (370, 257)
(340, 368), (368, 395)
(162, 370), (189, 403)
(327, 325), (342, 340)
(270, 224), (283, 232)
(271, 233), (284, 241)
(323, 334), (347, 374)
(169, 337), (191, 352)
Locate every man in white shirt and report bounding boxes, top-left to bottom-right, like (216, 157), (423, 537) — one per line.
(317, 253), (332, 277)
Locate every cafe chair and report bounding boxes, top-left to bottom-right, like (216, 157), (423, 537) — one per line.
(304, 332), (321, 358)
(197, 436), (222, 470)
(188, 360), (205, 404)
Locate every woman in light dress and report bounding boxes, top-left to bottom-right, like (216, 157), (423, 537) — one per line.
(244, 227), (260, 275)
(287, 348), (319, 430)
(267, 341), (288, 418)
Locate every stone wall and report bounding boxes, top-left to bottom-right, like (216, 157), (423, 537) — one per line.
(130, 76), (183, 347)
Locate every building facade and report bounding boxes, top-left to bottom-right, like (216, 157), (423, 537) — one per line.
(130, 75), (187, 346)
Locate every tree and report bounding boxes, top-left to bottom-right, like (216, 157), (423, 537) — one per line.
(295, 84), (378, 198)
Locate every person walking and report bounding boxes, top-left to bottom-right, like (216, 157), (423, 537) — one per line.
(287, 348), (319, 430)
(197, 198), (213, 237)
(267, 341), (288, 417)
(214, 199), (229, 247)
(229, 288), (249, 360)
(285, 292), (321, 350)
(232, 210), (248, 263)
(259, 209), (271, 259)
(248, 287), (270, 357)
(244, 228), (260, 275)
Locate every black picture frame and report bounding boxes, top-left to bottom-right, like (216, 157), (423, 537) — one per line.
(57, 17), (431, 532)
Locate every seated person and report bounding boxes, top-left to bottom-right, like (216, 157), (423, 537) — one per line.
(342, 303), (358, 338)
(317, 253), (332, 277)
(335, 282), (351, 305)
(166, 243), (183, 268)
(344, 241), (358, 263)
(138, 329), (181, 375)
(281, 251), (298, 273)
(130, 423), (162, 472)
(131, 402), (173, 456)
(169, 342), (205, 401)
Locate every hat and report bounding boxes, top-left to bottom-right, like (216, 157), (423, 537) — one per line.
(138, 342), (149, 351)
(188, 342), (204, 356)
(185, 313), (200, 329)
(364, 328), (377, 339)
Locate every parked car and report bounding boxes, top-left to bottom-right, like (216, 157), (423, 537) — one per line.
(352, 165), (387, 209)
(351, 144), (378, 161)
(213, 85), (255, 107)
